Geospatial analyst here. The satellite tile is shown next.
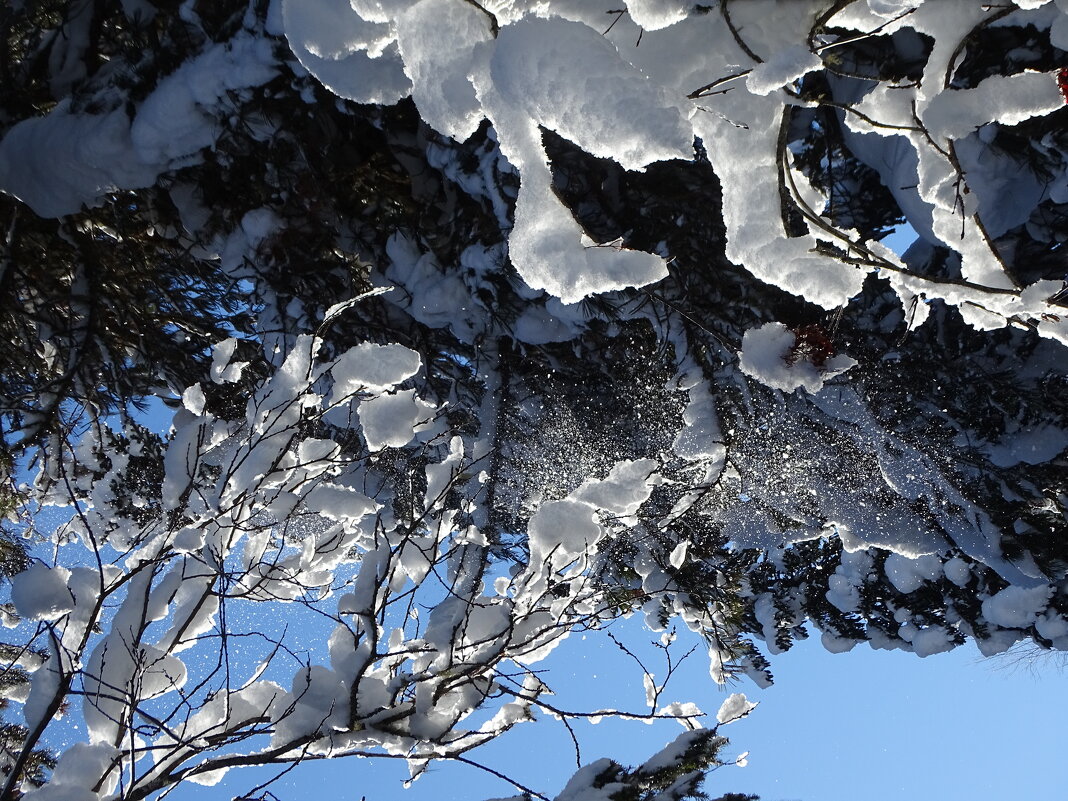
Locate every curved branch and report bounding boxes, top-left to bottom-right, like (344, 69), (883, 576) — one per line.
(721, 0), (763, 63)
(777, 106), (1022, 300)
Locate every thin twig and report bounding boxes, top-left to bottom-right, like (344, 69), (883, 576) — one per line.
(721, 0), (763, 63)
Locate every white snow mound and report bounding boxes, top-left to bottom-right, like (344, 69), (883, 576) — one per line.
(738, 322), (856, 394)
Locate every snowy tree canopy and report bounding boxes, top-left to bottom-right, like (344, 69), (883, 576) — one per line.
(1, 0), (1067, 798)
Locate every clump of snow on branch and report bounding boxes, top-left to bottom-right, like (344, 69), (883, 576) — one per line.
(0, 32), (276, 217)
(716, 693), (757, 725)
(738, 322), (856, 394)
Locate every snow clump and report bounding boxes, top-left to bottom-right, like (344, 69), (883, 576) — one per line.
(716, 693), (757, 724)
(330, 342), (422, 398)
(981, 584), (1053, 629)
(738, 322), (856, 394)
(10, 563), (74, 621)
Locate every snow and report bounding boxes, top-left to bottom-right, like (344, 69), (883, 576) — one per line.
(657, 700), (704, 729)
(181, 384), (206, 416)
(10, 563), (74, 622)
(171, 527), (205, 554)
(1036, 611), (1068, 641)
(821, 631), (858, 654)
(513, 304), (583, 344)
(282, 0), (410, 105)
(572, 459), (660, 518)
(394, 0), (492, 141)
(284, 0), (392, 61)
(273, 665), (350, 742)
(381, 234), (479, 338)
(901, 624), (955, 658)
(638, 731), (714, 774)
(626, 0), (689, 31)
(489, 16), (692, 172)
(475, 17), (686, 301)
(981, 584), (1053, 629)
(825, 550), (873, 615)
(555, 759), (621, 801)
(0, 33), (277, 218)
(738, 323), (856, 394)
(358, 389), (435, 450)
(184, 766), (231, 787)
(673, 374), (723, 462)
(303, 483), (380, 521)
(745, 45), (823, 96)
(161, 415), (211, 510)
(1054, 1), (1068, 50)
(668, 541), (689, 570)
(865, 0), (919, 19)
(131, 34), (277, 163)
(329, 342), (422, 398)
(22, 743), (120, 801)
(210, 338), (249, 384)
(528, 499), (604, 566)
(137, 645), (188, 698)
(943, 557), (972, 588)
(716, 692), (757, 724)
(984, 424), (1068, 468)
(0, 104), (158, 218)
(923, 71), (1063, 141)
(883, 554), (943, 595)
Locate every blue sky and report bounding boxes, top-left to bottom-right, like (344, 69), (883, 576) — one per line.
(722, 637), (1068, 801)
(168, 613), (1068, 801)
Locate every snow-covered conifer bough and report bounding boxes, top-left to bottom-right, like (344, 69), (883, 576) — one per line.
(1, 0), (1067, 799)
(277, 0), (1068, 338)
